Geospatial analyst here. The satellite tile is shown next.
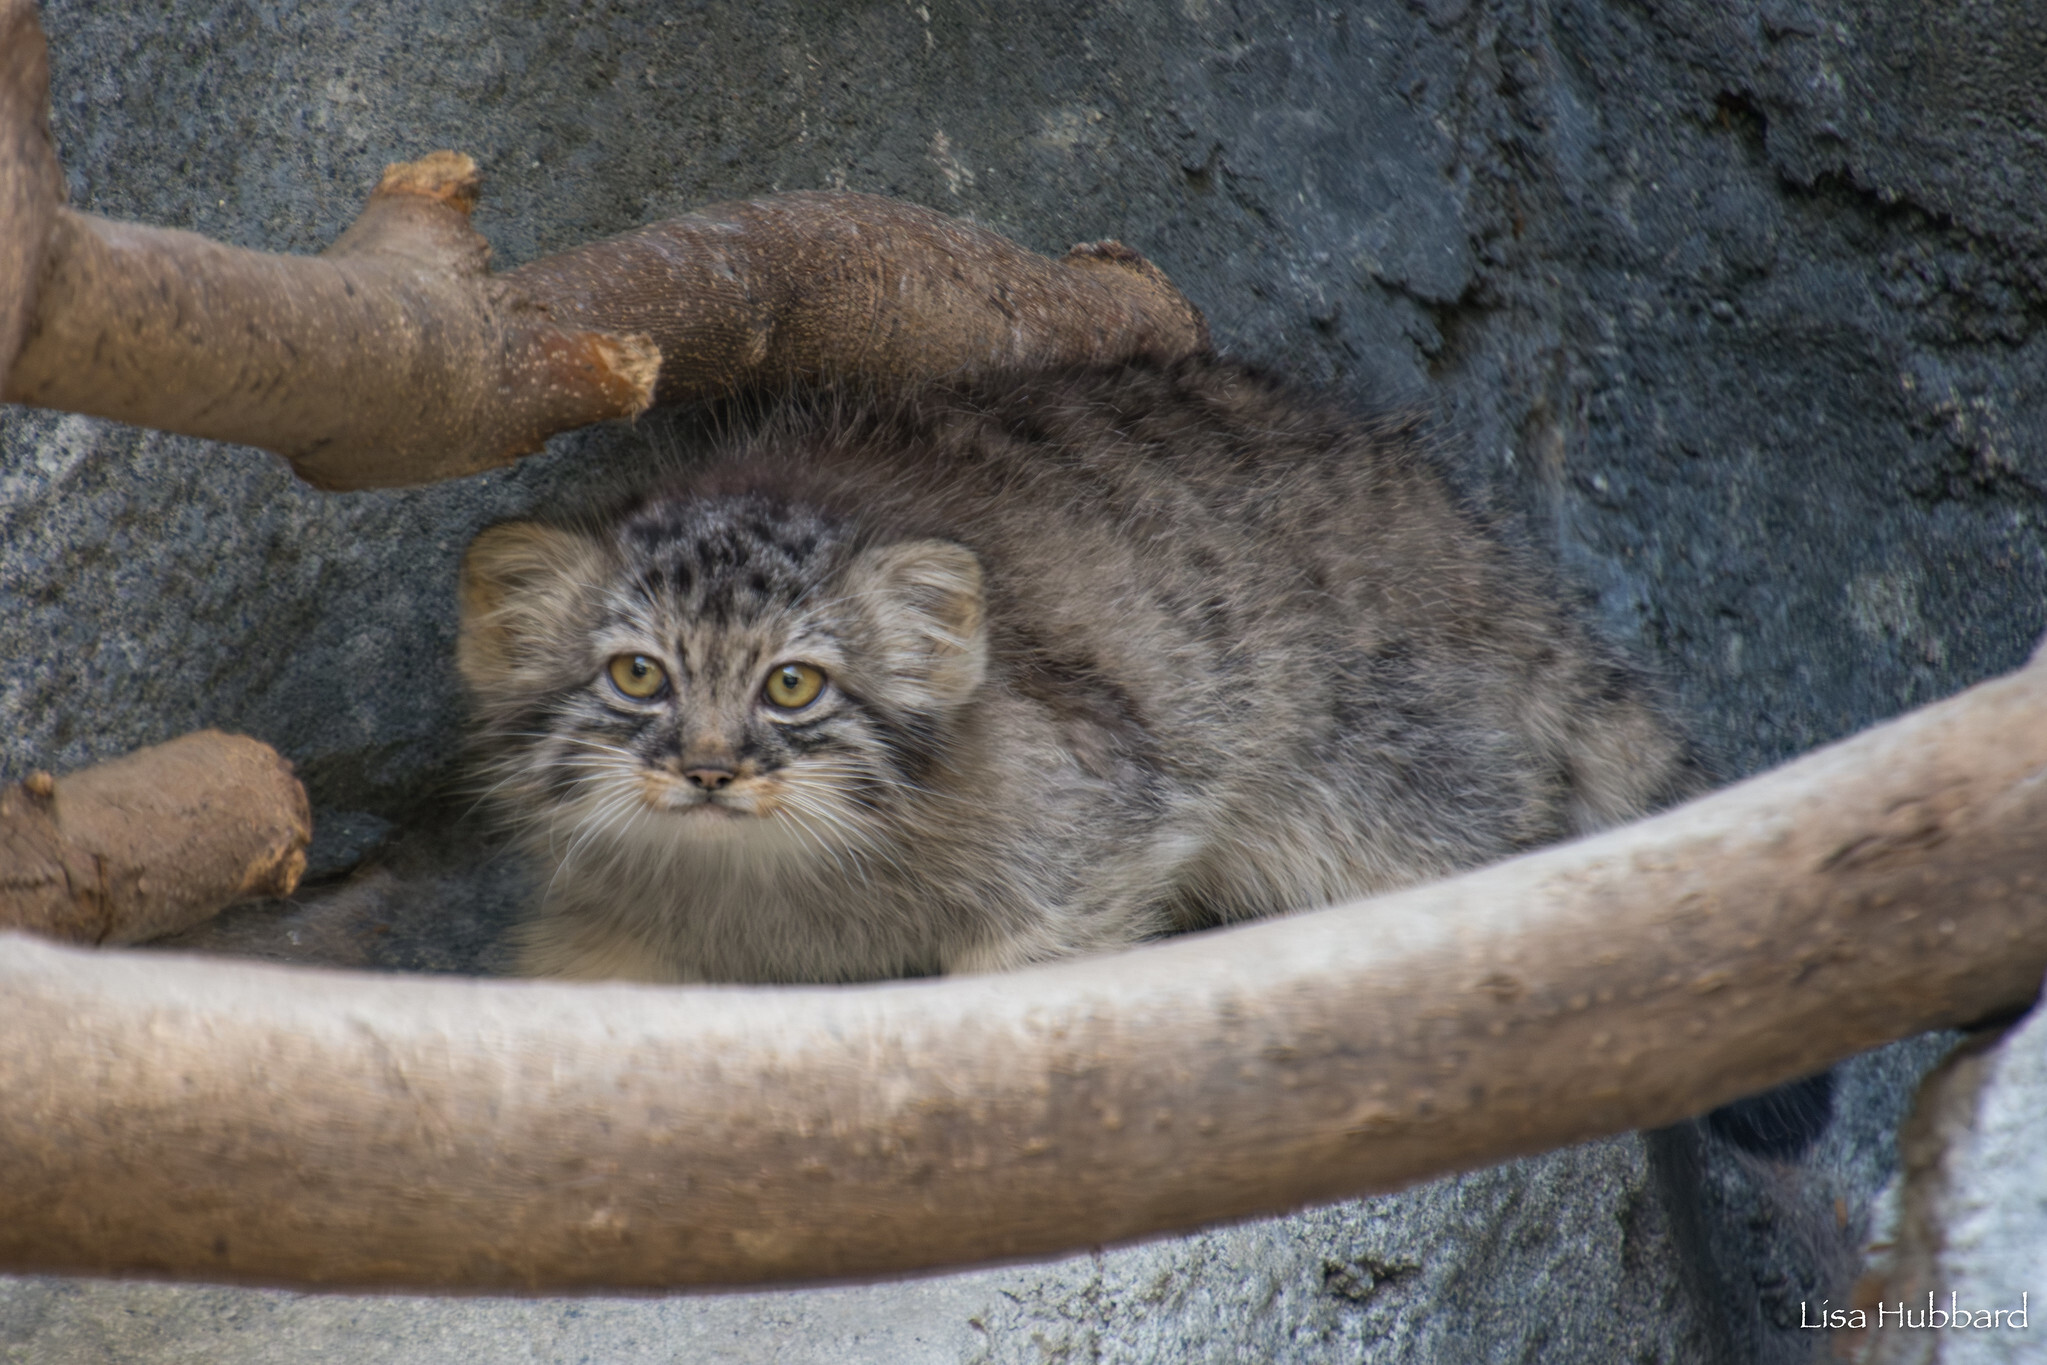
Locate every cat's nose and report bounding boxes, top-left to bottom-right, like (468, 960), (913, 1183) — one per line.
(683, 766), (736, 791)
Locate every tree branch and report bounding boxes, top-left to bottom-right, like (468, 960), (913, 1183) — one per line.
(0, 0), (61, 381)
(0, 731), (310, 945)
(0, 3), (1205, 492)
(3, 647), (2042, 1292)
(502, 199), (1210, 412)
(4, 152), (664, 492)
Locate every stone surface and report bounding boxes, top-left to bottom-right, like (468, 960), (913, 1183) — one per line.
(4, 0), (2044, 1360)
(1673, 1033), (1961, 1364)
(1846, 1002), (2046, 1365)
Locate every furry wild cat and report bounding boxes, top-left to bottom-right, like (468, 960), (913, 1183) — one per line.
(458, 355), (1694, 984)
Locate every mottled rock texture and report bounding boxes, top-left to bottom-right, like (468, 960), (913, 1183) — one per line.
(3, 0), (2041, 1360)
(1845, 999), (2045, 1365)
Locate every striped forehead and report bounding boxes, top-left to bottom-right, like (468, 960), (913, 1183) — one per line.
(599, 494), (846, 677)
(611, 496), (839, 610)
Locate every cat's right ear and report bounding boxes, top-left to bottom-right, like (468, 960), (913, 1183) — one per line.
(457, 522), (604, 688)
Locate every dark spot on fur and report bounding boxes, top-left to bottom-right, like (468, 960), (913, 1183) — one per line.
(1011, 648), (1157, 790)
(1199, 593), (1232, 642)
(1594, 667), (1635, 707)
(781, 725), (841, 757)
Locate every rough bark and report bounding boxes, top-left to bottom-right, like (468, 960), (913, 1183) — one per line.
(2, 152), (663, 492)
(0, 4), (1203, 492)
(0, 0), (60, 381)
(2, 645), (2042, 1293)
(0, 730), (310, 944)
(503, 204), (1210, 411)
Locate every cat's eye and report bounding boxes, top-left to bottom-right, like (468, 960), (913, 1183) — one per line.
(607, 653), (669, 700)
(763, 662), (826, 710)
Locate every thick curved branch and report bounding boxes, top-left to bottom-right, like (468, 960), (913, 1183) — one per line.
(0, 731), (310, 944)
(3, 649), (2043, 1293)
(0, 6), (1205, 492)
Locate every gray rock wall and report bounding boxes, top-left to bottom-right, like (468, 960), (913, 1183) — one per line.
(1848, 997), (2046, 1365)
(3, 0), (2042, 1361)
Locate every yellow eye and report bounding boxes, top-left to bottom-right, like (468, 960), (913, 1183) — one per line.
(607, 654), (668, 700)
(763, 662), (825, 710)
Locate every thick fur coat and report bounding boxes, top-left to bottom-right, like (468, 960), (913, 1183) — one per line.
(459, 356), (1693, 983)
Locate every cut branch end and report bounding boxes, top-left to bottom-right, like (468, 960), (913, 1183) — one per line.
(0, 731), (311, 946)
(374, 150), (481, 214)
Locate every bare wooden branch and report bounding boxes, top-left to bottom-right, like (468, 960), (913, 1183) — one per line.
(0, 0), (61, 382)
(2, 647), (2041, 1293)
(0, 731), (310, 944)
(502, 200), (1211, 411)
(0, 5), (1204, 492)
(3, 153), (665, 491)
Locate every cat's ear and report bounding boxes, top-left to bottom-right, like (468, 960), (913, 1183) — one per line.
(457, 521), (605, 687)
(844, 539), (987, 709)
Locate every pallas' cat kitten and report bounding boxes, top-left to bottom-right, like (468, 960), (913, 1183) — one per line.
(459, 356), (1691, 984)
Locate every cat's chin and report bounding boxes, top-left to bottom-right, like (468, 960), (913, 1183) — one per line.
(662, 803), (753, 839)
(636, 803), (837, 863)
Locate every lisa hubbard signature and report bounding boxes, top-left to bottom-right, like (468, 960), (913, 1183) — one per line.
(1803, 1293), (2030, 1330)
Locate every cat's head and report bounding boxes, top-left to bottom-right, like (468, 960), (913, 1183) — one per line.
(457, 491), (986, 866)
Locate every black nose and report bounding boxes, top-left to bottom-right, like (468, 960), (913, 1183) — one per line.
(684, 766), (736, 791)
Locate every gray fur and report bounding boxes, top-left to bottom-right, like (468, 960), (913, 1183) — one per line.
(458, 356), (1695, 984)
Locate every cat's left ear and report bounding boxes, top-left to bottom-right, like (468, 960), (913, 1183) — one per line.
(844, 539), (987, 709)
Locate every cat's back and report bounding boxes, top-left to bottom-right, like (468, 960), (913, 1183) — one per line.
(724, 356), (1693, 905)
(737, 356), (1500, 661)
